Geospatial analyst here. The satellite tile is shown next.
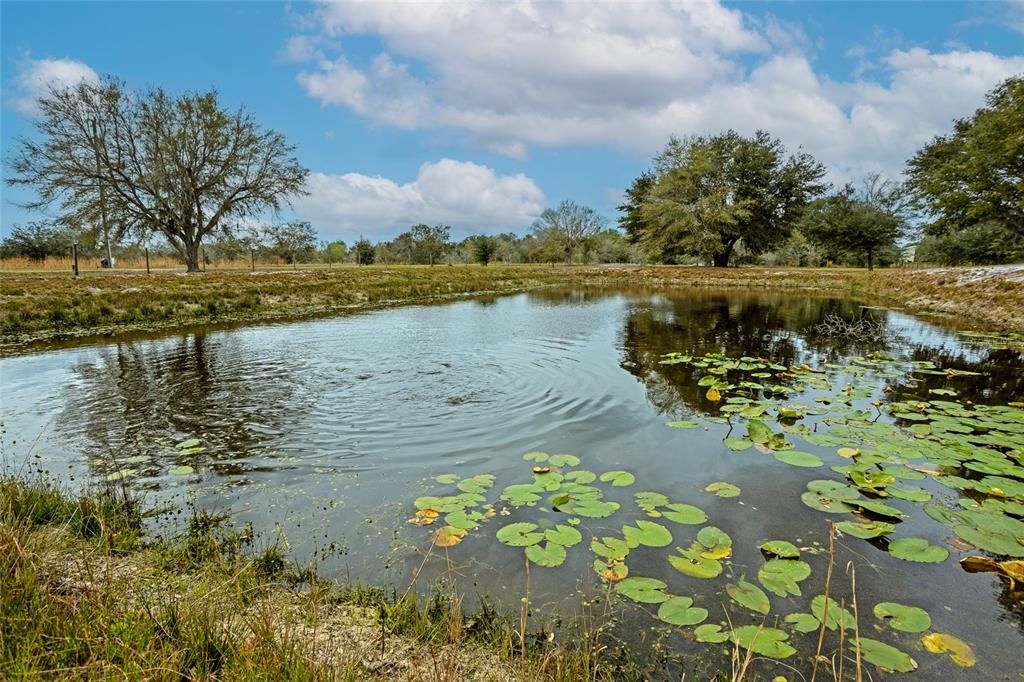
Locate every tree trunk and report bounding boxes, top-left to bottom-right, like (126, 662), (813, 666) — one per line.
(866, 249), (874, 271)
(184, 242), (202, 272)
(712, 239), (737, 268)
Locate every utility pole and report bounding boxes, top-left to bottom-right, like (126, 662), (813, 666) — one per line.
(91, 119), (113, 268)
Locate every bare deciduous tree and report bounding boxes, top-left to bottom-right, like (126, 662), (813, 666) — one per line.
(8, 78), (309, 271)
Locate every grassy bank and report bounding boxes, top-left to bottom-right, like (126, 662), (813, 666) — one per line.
(0, 476), (633, 681)
(2, 264), (1022, 348)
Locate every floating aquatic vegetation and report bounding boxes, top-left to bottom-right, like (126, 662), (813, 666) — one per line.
(921, 632), (976, 667)
(726, 579), (770, 615)
(704, 482), (740, 498)
(873, 602), (932, 633)
(657, 596), (708, 625)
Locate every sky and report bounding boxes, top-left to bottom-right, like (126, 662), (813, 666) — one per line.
(2, 1), (1023, 243)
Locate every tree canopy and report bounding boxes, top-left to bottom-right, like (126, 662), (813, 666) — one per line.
(908, 75), (1024, 239)
(8, 78), (308, 271)
(634, 131), (828, 266)
(531, 200), (607, 263)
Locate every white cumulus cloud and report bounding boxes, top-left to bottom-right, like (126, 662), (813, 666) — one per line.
(294, 159), (545, 238)
(290, 0), (1024, 181)
(7, 56), (99, 115)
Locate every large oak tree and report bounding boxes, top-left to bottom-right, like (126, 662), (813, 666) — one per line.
(9, 78), (308, 271)
(634, 131), (827, 266)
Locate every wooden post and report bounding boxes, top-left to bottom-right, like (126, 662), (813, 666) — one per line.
(250, 248), (255, 273)
(145, 248), (150, 274)
(72, 243), (80, 277)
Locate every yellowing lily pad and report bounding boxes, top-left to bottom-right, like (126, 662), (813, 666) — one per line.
(432, 525), (467, 547)
(921, 632), (976, 667)
(705, 482), (740, 498)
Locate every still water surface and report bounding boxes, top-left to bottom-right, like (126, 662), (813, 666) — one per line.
(2, 288), (1022, 678)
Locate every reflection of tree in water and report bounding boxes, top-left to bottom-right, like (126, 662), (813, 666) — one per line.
(526, 288), (619, 307)
(59, 333), (303, 483)
(886, 346), (1024, 406)
(618, 293), (881, 417)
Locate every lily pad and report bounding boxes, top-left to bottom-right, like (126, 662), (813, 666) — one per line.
(747, 420), (772, 444)
(544, 524), (582, 547)
(496, 522), (544, 547)
(593, 558), (628, 582)
(591, 536), (631, 560)
(170, 465), (194, 476)
(921, 632), (976, 667)
(622, 520), (673, 548)
(811, 595), (855, 631)
(548, 454), (580, 467)
(843, 498), (905, 520)
(953, 523), (1024, 557)
(758, 540), (800, 559)
(696, 526), (732, 558)
(758, 559), (811, 597)
(705, 482), (740, 498)
(176, 438), (201, 449)
(599, 470), (635, 487)
(523, 451), (549, 462)
(432, 525), (467, 547)
(801, 479), (860, 512)
(434, 474), (459, 485)
(526, 541), (567, 567)
(723, 437), (753, 451)
(888, 537), (949, 563)
(657, 596), (708, 626)
(615, 576), (669, 604)
(726, 579), (770, 615)
(635, 491), (669, 513)
(669, 547), (723, 579)
(836, 520), (895, 539)
(666, 420), (699, 429)
(774, 450), (823, 468)
(694, 623), (730, 643)
(784, 612), (820, 633)
(662, 503), (708, 525)
(873, 602), (932, 633)
(729, 625), (795, 659)
(859, 638), (918, 673)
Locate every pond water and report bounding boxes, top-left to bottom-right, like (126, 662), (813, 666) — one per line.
(2, 288), (1023, 679)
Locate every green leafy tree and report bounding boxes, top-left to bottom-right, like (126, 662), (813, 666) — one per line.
(636, 131), (827, 266)
(354, 238), (375, 265)
(908, 76), (1024, 239)
(531, 200), (606, 263)
(617, 171), (656, 244)
(322, 240), (347, 264)
(8, 78), (308, 272)
(0, 222), (71, 260)
(801, 175), (909, 270)
(470, 235), (498, 265)
(409, 224), (451, 265)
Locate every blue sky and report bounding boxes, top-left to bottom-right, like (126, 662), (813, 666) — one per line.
(2, 1), (1022, 243)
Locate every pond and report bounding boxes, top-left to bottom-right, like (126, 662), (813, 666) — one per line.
(2, 287), (1023, 679)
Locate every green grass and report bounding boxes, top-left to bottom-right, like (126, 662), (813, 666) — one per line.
(0, 475), (649, 681)
(2, 264), (1022, 349)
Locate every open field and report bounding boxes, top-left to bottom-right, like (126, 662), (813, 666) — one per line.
(2, 264), (1023, 348)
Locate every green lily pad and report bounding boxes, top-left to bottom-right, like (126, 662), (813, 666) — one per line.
(666, 420), (699, 429)
(662, 503), (708, 525)
(758, 559), (811, 597)
(747, 420), (772, 444)
(801, 479), (860, 512)
(548, 454), (580, 467)
(774, 450), (824, 468)
(523, 451), (549, 462)
(496, 522), (544, 547)
(591, 536), (631, 560)
(723, 437), (753, 451)
(859, 638), (918, 673)
(843, 498), (905, 520)
(563, 469), (597, 484)
(836, 520), (895, 539)
(615, 577), (669, 604)
(622, 520), (673, 548)
(811, 595), (856, 631)
(887, 485), (932, 502)
(694, 623), (730, 643)
(705, 482), (740, 498)
(176, 438), (201, 449)
(873, 602), (932, 633)
(730, 625), (795, 659)
(105, 468), (137, 482)
(635, 491), (668, 514)
(599, 470), (635, 487)
(526, 541), (567, 567)
(544, 524), (582, 547)
(759, 540), (800, 558)
(888, 537), (949, 563)
(726, 579), (770, 615)
(784, 612), (820, 633)
(444, 510), (482, 530)
(669, 547), (723, 579)
(696, 526), (732, 557)
(170, 465), (194, 476)
(657, 596), (708, 626)
(434, 474), (459, 485)
(572, 498), (620, 519)
(500, 484), (542, 507)
(952, 524), (1024, 557)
